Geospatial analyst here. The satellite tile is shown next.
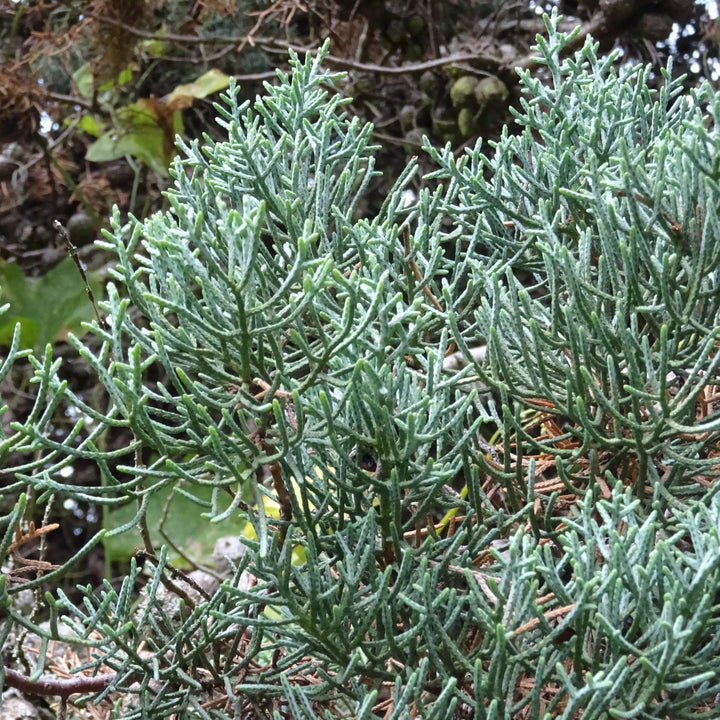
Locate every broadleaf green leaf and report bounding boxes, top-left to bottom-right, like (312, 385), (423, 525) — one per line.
(0, 258), (102, 352)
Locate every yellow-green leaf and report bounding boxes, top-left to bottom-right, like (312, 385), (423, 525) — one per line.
(166, 68), (231, 105)
(79, 114), (104, 137)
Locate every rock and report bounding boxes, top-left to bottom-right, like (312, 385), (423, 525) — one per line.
(212, 536), (254, 592)
(0, 689), (40, 720)
(211, 536), (247, 579)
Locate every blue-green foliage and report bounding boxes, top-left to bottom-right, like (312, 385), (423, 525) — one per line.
(1, 11), (720, 719)
(427, 20), (720, 495)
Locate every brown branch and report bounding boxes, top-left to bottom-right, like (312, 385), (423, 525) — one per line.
(46, 91), (94, 111)
(313, 14), (611, 78)
(134, 543), (201, 613)
(269, 461), (293, 547)
(401, 225), (443, 312)
(84, 12), (499, 76)
(511, 604), (575, 638)
(135, 551), (212, 602)
(85, 13), (259, 45)
(8, 522), (59, 553)
(318, 51), (498, 76)
(2, 667), (120, 700)
(55, 221), (106, 329)
(88, 9), (616, 90)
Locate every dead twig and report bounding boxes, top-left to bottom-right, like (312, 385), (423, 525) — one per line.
(512, 604), (575, 638)
(401, 225), (443, 312)
(2, 667), (123, 701)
